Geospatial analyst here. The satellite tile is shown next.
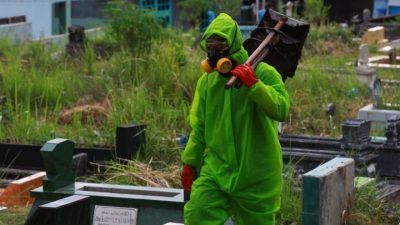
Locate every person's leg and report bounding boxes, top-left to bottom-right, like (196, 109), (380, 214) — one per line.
(184, 175), (230, 225)
(231, 199), (276, 225)
(230, 176), (282, 225)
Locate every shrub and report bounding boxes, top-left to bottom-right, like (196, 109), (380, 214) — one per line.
(303, 24), (356, 56)
(304, 0), (330, 25)
(104, 0), (164, 51)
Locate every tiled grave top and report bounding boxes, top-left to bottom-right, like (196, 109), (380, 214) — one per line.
(32, 182), (184, 204)
(304, 157), (354, 178)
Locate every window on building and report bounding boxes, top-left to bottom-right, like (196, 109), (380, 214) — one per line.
(139, 0), (172, 26)
(0, 15), (26, 26)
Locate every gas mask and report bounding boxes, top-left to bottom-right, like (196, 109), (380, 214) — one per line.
(201, 50), (233, 74)
(201, 29), (238, 74)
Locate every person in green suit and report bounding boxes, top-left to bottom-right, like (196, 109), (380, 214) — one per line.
(181, 13), (290, 225)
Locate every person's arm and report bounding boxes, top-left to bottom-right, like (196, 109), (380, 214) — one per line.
(181, 75), (207, 169)
(231, 63), (290, 122)
(248, 63), (290, 122)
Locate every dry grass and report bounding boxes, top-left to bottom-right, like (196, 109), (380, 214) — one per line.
(89, 158), (181, 188)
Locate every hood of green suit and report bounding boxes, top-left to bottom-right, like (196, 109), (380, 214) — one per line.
(200, 13), (248, 65)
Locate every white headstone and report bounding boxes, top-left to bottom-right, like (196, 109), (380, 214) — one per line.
(286, 1), (294, 16)
(359, 44), (369, 66)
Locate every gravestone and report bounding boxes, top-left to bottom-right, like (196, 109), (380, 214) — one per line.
(372, 78), (382, 108)
(341, 119), (371, 151)
(302, 157), (354, 225)
(41, 138), (75, 191)
(66, 25), (85, 57)
(363, 9), (371, 23)
(25, 195), (90, 225)
(356, 44), (378, 92)
(26, 138), (184, 225)
(116, 124), (146, 159)
(358, 44), (369, 66)
(285, 1), (294, 17)
(377, 116), (400, 178)
(385, 116), (400, 147)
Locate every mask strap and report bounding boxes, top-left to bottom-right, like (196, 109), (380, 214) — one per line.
(225, 23), (241, 56)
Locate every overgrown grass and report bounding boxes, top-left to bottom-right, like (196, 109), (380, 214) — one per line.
(0, 207), (29, 225)
(0, 9), (400, 224)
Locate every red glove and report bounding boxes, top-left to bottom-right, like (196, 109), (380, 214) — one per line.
(181, 164), (196, 192)
(230, 64), (258, 88)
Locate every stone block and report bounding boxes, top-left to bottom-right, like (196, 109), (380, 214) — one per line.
(341, 119), (371, 151)
(385, 115), (400, 147)
(25, 195), (90, 225)
(302, 157), (354, 225)
(362, 26), (385, 44)
(116, 124), (146, 159)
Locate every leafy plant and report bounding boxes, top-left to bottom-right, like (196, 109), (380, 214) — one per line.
(214, 0), (242, 18)
(304, 0), (330, 25)
(104, 0), (164, 52)
(84, 41), (96, 75)
(178, 0), (214, 28)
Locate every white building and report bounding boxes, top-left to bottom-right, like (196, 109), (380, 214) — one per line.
(0, 0), (72, 39)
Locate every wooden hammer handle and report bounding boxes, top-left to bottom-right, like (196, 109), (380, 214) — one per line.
(225, 17), (288, 89)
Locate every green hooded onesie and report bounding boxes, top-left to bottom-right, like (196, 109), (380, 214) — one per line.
(182, 13), (290, 225)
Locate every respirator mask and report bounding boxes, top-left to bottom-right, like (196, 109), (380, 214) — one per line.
(201, 27), (239, 74)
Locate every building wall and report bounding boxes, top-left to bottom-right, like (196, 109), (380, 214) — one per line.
(0, 22), (32, 43)
(0, 0), (70, 39)
(71, 0), (107, 28)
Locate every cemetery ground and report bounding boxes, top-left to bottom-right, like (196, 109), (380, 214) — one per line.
(1, 17), (400, 225)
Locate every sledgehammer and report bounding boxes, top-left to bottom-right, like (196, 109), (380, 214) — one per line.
(225, 17), (288, 89)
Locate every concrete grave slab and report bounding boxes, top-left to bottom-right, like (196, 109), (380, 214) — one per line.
(302, 157), (354, 225)
(29, 182), (184, 225)
(358, 104), (400, 131)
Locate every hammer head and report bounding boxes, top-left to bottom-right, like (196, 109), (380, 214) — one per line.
(243, 9), (310, 81)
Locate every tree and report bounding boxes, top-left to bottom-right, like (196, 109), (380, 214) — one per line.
(304, 0), (330, 25)
(214, 0), (242, 18)
(178, 0), (214, 28)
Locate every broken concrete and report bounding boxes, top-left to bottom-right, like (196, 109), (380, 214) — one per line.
(0, 172), (45, 207)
